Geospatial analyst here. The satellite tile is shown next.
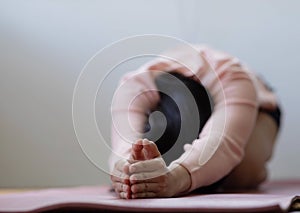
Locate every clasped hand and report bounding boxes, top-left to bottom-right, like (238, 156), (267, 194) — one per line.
(111, 138), (181, 199)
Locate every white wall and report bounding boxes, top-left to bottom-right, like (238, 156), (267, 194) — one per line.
(0, 0), (299, 187)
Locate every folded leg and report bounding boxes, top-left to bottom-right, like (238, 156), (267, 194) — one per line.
(220, 111), (279, 189)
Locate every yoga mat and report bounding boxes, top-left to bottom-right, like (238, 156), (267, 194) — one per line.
(0, 180), (299, 212)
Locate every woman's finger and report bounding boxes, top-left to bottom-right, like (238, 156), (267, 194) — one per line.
(131, 191), (156, 199)
(131, 139), (144, 160)
(112, 159), (130, 174)
(112, 182), (131, 193)
(129, 158), (166, 173)
(142, 139), (161, 159)
(131, 182), (165, 193)
(111, 170), (130, 185)
(111, 176), (130, 185)
(130, 172), (168, 184)
(119, 191), (131, 199)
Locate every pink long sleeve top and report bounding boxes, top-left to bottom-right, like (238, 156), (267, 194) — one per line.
(109, 44), (278, 192)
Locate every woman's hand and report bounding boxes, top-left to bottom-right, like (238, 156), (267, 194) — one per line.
(110, 159), (131, 199)
(111, 138), (192, 199)
(129, 157), (175, 198)
(129, 139), (192, 198)
(110, 138), (159, 199)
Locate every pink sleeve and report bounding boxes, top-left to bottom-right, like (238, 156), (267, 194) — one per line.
(109, 70), (160, 171)
(171, 59), (259, 191)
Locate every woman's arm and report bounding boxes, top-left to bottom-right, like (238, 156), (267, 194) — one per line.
(109, 70), (160, 172)
(171, 56), (259, 192)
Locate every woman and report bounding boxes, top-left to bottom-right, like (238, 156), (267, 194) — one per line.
(109, 45), (281, 199)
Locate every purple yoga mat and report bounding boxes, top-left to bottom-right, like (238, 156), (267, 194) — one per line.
(0, 181), (299, 212)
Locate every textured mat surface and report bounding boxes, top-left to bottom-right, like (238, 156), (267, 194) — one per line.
(0, 181), (299, 213)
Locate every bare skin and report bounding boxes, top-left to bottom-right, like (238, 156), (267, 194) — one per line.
(110, 111), (278, 198)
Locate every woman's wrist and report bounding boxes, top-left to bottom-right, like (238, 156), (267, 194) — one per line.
(168, 163), (192, 196)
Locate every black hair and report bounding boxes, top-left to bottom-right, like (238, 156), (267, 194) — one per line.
(143, 72), (212, 164)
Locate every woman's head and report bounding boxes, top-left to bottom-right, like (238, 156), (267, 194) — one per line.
(143, 72), (212, 163)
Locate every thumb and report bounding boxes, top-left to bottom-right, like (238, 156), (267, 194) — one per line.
(142, 138), (161, 159)
(131, 139), (144, 160)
